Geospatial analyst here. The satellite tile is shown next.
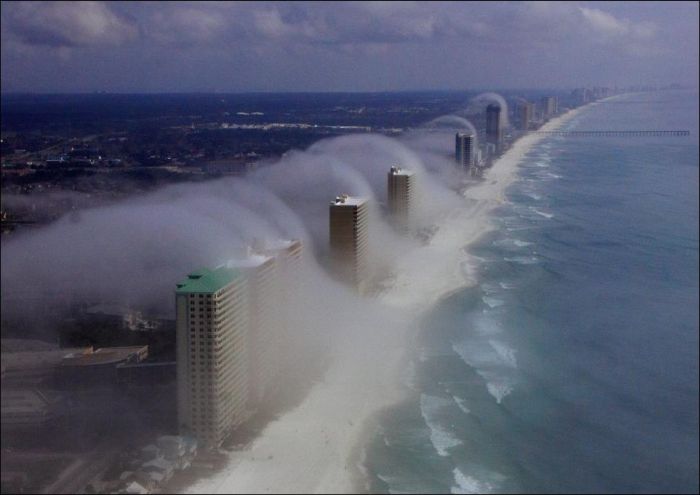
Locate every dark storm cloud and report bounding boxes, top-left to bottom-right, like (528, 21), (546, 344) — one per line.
(1, 1), (697, 92)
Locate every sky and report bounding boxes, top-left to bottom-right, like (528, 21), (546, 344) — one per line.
(1, 1), (698, 93)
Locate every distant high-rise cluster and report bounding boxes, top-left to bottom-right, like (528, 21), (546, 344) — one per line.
(329, 194), (369, 293)
(571, 87), (615, 105)
(387, 166), (415, 231)
(175, 240), (303, 448)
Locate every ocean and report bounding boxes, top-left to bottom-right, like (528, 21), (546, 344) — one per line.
(365, 90), (699, 494)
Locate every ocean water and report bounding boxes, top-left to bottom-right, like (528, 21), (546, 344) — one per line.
(366, 91), (699, 494)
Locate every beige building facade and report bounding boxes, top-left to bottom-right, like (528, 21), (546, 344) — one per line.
(176, 267), (250, 449)
(329, 195), (369, 292)
(387, 166), (415, 231)
(224, 254), (279, 407)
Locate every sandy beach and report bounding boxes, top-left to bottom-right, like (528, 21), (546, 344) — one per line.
(184, 102), (599, 495)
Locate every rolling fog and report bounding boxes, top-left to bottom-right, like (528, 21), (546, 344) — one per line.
(0, 95), (509, 370)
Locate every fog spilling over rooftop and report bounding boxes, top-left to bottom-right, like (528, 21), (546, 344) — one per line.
(463, 92), (510, 128)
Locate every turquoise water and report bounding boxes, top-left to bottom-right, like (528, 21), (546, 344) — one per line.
(366, 91), (699, 494)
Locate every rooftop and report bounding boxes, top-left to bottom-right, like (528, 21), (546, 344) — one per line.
(2, 347), (92, 371)
(60, 346), (147, 367)
(261, 238), (300, 250)
(176, 266), (242, 294)
(330, 194), (368, 207)
(389, 166), (414, 176)
(221, 252), (272, 269)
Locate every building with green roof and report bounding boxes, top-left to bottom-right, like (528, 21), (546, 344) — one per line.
(175, 265), (250, 448)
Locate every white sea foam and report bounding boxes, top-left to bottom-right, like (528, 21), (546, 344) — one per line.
(452, 339), (499, 369)
(499, 282), (516, 289)
(452, 340), (516, 403)
(420, 394), (462, 457)
(482, 296), (504, 308)
(486, 379), (514, 404)
(488, 339), (517, 368)
(531, 208), (554, 219)
(473, 315), (503, 336)
(525, 192), (542, 200)
(468, 254), (492, 263)
(480, 282), (501, 294)
(378, 473), (404, 488)
(504, 256), (539, 265)
(494, 238), (533, 248)
(451, 468), (493, 494)
(452, 395), (471, 414)
(481, 307), (505, 316)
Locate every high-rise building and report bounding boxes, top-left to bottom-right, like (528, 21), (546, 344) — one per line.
(518, 102), (534, 130)
(455, 133), (475, 171)
(224, 253), (278, 407)
(329, 194), (369, 292)
(486, 104), (502, 147)
(540, 96), (557, 119)
(387, 166), (415, 231)
(176, 266), (250, 448)
(258, 239), (303, 366)
(260, 239), (303, 286)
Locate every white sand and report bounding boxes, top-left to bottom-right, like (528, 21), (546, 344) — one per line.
(184, 102), (598, 494)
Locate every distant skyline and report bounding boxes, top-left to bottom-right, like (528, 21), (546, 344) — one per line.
(1, 1), (698, 93)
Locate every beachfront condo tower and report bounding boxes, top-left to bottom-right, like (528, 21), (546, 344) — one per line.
(258, 239), (303, 320)
(224, 252), (279, 408)
(387, 166), (415, 231)
(257, 239), (304, 367)
(329, 194), (369, 292)
(455, 133), (475, 171)
(540, 96), (557, 120)
(518, 101), (534, 130)
(486, 103), (502, 147)
(176, 266), (250, 449)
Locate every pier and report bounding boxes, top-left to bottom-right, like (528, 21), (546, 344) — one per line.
(531, 130), (690, 137)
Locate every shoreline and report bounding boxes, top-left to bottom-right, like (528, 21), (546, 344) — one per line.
(182, 97), (613, 494)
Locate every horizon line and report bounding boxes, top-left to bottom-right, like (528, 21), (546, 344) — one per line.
(3, 85), (697, 97)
